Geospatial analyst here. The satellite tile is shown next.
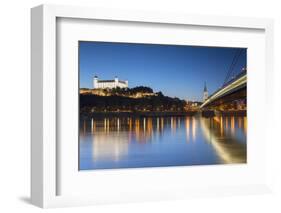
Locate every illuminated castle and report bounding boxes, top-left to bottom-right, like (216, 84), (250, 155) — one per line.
(93, 76), (128, 89)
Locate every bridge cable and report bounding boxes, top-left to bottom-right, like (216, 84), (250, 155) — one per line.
(223, 49), (241, 86)
(222, 49), (243, 86)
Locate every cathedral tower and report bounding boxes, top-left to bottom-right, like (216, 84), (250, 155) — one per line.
(203, 82), (208, 102)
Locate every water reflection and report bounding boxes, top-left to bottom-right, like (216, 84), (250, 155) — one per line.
(79, 115), (247, 170)
(200, 116), (246, 164)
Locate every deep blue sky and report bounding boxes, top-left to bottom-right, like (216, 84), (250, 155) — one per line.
(79, 41), (246, 101)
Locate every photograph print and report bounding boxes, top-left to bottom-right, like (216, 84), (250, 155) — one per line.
(79, 41), (247, 170)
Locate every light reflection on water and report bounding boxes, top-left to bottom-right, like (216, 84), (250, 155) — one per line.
(79, 115), (247, 170)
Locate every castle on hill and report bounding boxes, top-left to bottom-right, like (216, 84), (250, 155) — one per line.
(93, 76), (128, 89)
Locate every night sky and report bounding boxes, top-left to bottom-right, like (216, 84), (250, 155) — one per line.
(79, 41), (246, 101)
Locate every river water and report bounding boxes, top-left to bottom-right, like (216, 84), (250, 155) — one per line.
(79, 115), (247, 170)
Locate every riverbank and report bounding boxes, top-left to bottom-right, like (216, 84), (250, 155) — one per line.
(201, 110), (246, 117)
(80, 111), (197, 119)
(80, 110), (247, 119)
(220, 110), (247, 116)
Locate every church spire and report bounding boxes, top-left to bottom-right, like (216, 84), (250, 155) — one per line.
(203, 82), (208, 102)
(204, 81), (207, 92)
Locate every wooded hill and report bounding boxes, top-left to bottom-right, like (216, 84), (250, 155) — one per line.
(80, 86), (187, 114)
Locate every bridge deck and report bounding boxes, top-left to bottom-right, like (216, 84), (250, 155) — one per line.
(200, 74), (246, 108)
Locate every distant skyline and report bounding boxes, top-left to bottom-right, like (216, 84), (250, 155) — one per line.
(79, 41), (246, 101)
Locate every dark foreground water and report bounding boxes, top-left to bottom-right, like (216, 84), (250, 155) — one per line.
(79, 115), (247, 170)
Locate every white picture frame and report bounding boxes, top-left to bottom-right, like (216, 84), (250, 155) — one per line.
(31, 4), (274, 208)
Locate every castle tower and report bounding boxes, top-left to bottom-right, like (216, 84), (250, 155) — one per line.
(114, 76), (118, 87)
(203, 82), (208, 102)
(125, 80), (129, 87)
(93, 75), (98, 89)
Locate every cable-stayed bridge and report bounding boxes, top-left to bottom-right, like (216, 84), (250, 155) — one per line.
(200, 48), (247, 111)
(200, 70), (246, 109)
